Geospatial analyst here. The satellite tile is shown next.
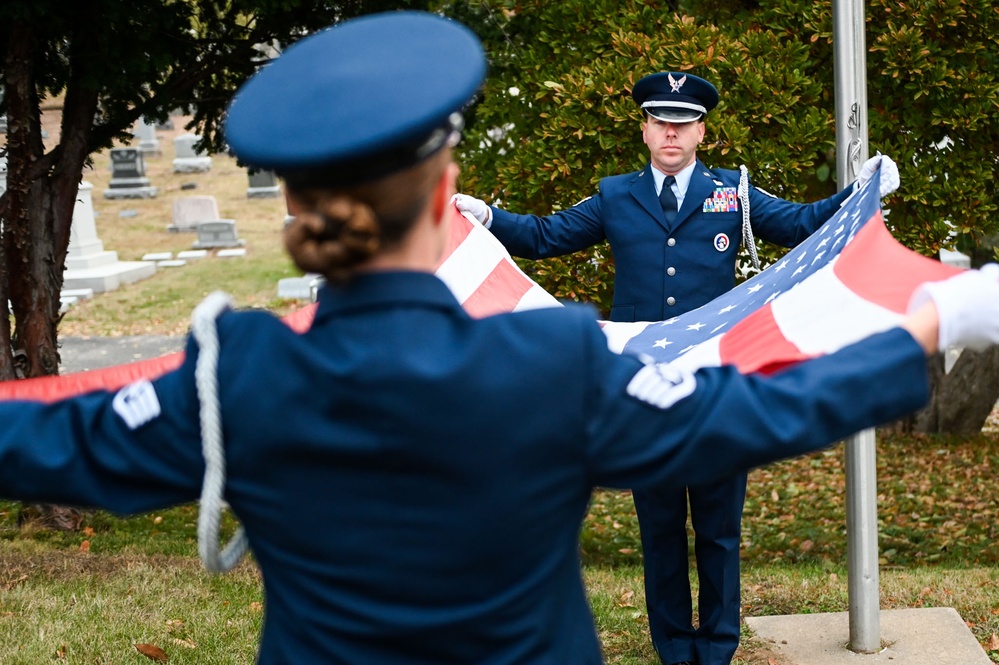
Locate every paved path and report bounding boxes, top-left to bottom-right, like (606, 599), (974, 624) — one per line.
(58, 335), (184, 374)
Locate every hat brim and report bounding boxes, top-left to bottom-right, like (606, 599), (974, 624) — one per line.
(644, 108), (703, 123)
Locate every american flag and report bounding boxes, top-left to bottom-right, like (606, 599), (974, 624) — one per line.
(0, 169), (960, 402)
(601, 170), (959, 374)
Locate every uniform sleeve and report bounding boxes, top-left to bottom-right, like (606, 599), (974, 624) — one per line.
(583, 325), (929, 490)
(0, 337), (206, 514)
(747, 183), (855, 248)
(488, 192), (607, 259)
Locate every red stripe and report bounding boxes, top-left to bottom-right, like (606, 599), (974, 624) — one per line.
(835, 211), (960, 313)
(440, 204), (474, 266)
(461, 259), (534, 318)
(719, 303), (811, 375)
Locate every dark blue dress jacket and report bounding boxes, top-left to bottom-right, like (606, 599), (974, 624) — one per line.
(489, 160), (856, 320)
(0, 272), (927, 664)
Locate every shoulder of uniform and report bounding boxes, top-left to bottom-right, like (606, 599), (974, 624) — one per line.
(702, 165), (740, 182)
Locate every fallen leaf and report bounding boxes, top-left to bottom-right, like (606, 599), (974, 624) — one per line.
(55, 644), (67, 659)
(135, 643), (168, 662)
(170, 637), (197, 649)
(79, 540), (90, 553)
(986, 632), (999, 651)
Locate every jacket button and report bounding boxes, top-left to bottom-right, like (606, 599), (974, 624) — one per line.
(666, 297), (676, 306)
(667, 238), (676, 247)
(667, 267), (676, 276)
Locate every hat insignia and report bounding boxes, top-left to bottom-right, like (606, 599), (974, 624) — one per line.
(668, 73), (686, 93)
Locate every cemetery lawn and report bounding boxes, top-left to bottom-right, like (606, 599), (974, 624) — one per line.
(2, 433), (999, 663)
(18, 110), (999, 663)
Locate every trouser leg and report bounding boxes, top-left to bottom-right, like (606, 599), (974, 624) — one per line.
(633, 485), (696, 664)
(689, 472), (748, 665)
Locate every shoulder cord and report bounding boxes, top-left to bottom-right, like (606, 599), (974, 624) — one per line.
(738, 165), (761, 272)
(191, 291), (249, 574)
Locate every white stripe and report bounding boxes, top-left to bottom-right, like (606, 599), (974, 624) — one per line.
(512, 283), (562, 311)
(435, 225), (502, 304)
(602, 321), (653, 354)
(770, 258), (902, 355)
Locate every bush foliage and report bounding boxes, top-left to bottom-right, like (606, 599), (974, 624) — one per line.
(452, 0), (999, 315)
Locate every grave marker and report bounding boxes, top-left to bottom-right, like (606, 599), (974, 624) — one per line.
(193, 220), (246, 249)
(247, 169), (281, 198)
(170, 195), (220, 232)
(172, 133), (212, 173)
(104, 148), (157, 199)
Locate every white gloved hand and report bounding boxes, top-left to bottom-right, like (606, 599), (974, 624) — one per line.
(856, 153), (900, 198)
(452, 193), (493, 227)
(908, 263), (999, 351)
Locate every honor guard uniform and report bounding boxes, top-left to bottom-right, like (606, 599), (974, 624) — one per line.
(458, 72), (875, 665)
(0, 10), (985, 665)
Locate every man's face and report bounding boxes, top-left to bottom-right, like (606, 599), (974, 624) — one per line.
(642, 116), (705, 175)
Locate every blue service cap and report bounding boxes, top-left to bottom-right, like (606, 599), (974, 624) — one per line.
(632, 72), (719, 123)
(223, 11), (486, 187)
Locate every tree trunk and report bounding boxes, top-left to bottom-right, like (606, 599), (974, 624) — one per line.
(2, 21), (100, 530)
(912, 346), (999, 435)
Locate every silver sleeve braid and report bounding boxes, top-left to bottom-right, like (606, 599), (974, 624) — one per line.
(192, 291), (249, 573)
(738, 165), (761, 272)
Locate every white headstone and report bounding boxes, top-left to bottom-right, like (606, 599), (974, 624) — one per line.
(170, 195), (220, 232)
(134, 117), (161, 156)
(64, 181), (157, 292)
(172, 133), (212, 173)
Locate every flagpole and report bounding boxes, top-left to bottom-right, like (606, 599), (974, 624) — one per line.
(833, 0), (881, 654)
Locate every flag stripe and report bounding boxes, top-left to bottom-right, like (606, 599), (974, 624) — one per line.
(833, 209), (960, 312)
(461, 259), (535, 318)
(719, 304), (809, 374)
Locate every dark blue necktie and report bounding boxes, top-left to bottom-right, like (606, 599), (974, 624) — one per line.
(660, 175), (678, 225)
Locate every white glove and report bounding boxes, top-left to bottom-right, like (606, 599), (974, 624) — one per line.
(452, 193), (492, 227)
(908, 264), (999, 351)
(856, 153), (900, 198)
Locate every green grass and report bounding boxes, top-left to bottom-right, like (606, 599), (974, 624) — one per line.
(3, 432), (999, 664)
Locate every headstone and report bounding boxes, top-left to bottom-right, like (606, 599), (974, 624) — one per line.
(217, 248), (248, 258)
(134, 117), (161, 156)
(104, 148), (157, 199)
(172, 133), (212, 173)
(247, 169), (281, 198)
(154, 118), (175, 131)
(0, 155), (7, 198)
(177, 249), (209, 260)
(170, 195), (220, 233)
(0, 115), (6, 135)
(939, 248), (971, 269)
(278, 274), (323, 300)
(193, 220), (246, 249)
(64, 181), (157, 292)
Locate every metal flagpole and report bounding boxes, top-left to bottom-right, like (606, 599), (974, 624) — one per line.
(833, 0), (881, 653)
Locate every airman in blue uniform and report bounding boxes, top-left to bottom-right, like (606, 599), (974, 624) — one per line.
(455, 72), (901, 664)
(0, 10), (997, 665)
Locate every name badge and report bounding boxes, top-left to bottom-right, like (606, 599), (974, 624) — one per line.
(702, 187), (739, 213)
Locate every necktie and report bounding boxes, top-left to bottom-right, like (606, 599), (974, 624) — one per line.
(660, 175), (678, 225)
